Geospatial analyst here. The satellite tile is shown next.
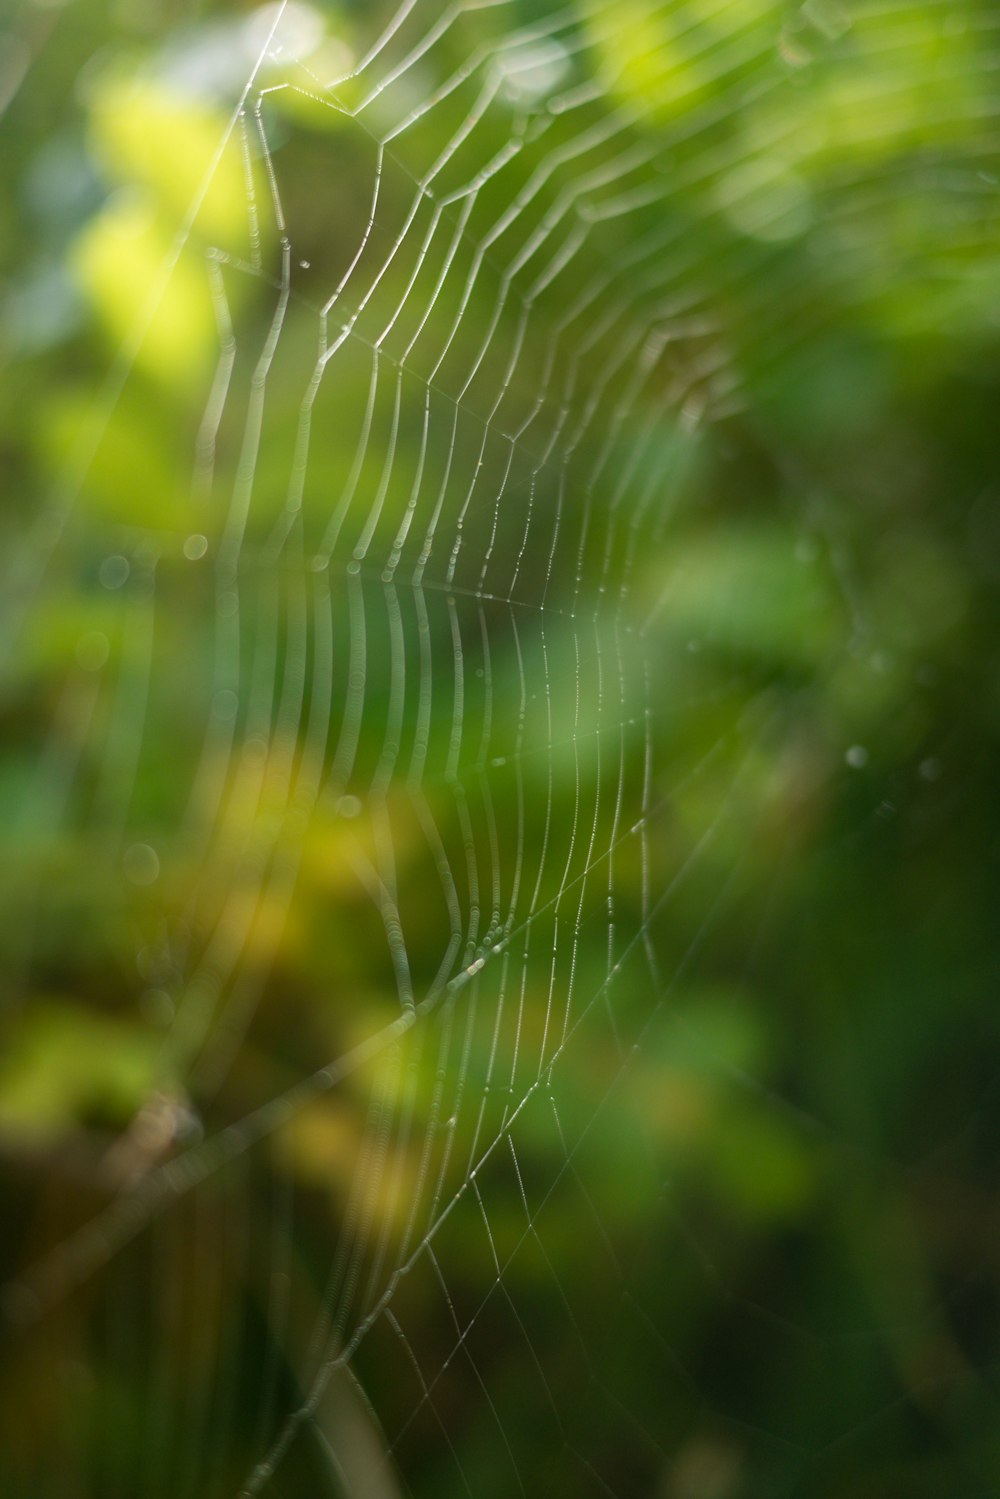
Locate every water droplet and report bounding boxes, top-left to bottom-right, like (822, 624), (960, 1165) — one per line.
(213, 688), (239, 721)
(99, 554), (129, 589)
(123, 843), (160, 885)
(183, 533), (208, 560)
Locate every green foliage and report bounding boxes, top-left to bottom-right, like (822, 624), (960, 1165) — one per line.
(1, 2), (998, 1497)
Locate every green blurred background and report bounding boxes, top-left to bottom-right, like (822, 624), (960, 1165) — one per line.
(1, 1), (999, 1495)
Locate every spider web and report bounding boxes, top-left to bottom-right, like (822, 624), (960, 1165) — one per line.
(2, 1), (998, 1495)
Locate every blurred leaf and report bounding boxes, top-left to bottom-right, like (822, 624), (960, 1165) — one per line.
(73, 191), (217, 386)
(0, 1002), (160, 1143)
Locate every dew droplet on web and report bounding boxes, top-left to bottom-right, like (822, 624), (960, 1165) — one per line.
(213, 688), (239, 721)
(99, 554), (129, 589)
(123, 843), (160, 886)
